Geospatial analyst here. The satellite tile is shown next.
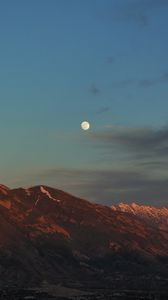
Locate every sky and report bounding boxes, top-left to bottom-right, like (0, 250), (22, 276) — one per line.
(1, 0), (168, 206)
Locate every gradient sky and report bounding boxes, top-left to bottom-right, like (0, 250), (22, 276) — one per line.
(1, 0), (168, 206)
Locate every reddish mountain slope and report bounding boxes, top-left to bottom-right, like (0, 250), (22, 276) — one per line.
(0, 185), (168, 287)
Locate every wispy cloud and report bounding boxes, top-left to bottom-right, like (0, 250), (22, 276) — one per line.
(106, 56), (114, 64)
(27, 166), (168, 206)
(96, 106), (110, 114)
(15, 123), (168, 207)
(115, 0), (168, 26)
(91, 125), (168, 160)
(139, 72), (168, 88)
(112, 79), (136, 88)
(112, 72), (168, 88)
(88, 83), (101, 95)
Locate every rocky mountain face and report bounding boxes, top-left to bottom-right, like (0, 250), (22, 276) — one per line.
(0, 184), (168, 287)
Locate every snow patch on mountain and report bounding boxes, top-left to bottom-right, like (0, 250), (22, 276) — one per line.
(0, 184), (10, 195)
(40, 186), (61, 202)
(35, 195), (40, 206)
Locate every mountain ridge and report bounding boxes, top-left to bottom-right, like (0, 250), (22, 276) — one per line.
(0, 184), (168, 287)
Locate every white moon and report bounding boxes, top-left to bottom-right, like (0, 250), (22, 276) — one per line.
(81, 121), (90, 130)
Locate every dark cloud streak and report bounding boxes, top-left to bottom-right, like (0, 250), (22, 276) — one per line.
(115, 0), (168, 26)
(91, 125), (168, 159)
(96, 106), (110, 114)
(28, 123), (168, 207)
(139, 72), (168, 88)
(112, 72), (168, 89)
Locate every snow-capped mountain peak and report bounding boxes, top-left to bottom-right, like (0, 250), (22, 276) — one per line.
(111, 202), (168, 231)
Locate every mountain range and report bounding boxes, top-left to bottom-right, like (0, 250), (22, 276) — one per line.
(0, 184), (168, 288)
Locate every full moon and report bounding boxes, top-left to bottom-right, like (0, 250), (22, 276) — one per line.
(81, 121), (90, 130)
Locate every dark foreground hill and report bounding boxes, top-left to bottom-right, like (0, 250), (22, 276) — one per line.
(0, 184), (168, 289)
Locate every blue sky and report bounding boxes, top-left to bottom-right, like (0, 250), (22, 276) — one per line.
(1, 0), (168, 205)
